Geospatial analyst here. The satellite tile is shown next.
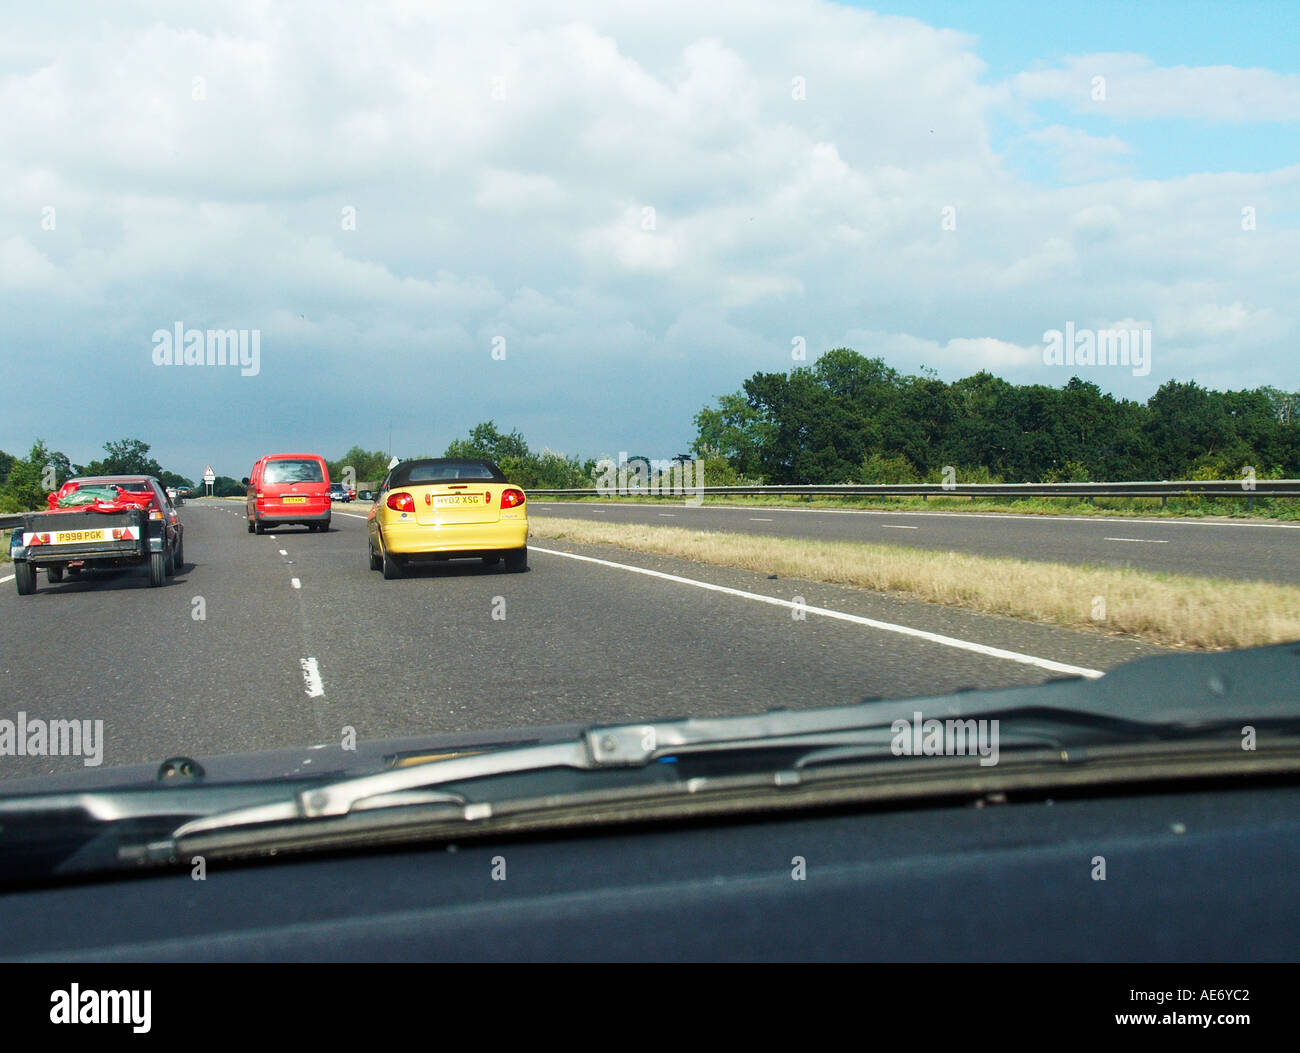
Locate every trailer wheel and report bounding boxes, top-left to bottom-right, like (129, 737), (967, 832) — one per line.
(15, 562), (36, 595)
(47, 565), (64, 583)
(149, 551), (166, 587)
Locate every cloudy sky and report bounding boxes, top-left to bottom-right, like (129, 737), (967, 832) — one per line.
(1, 0), (1296, 481)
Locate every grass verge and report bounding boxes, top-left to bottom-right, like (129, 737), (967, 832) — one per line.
(530, 516), (1300, 651)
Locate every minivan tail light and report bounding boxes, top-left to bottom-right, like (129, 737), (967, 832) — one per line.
(501, 488), (525, 509)
(387, 492), (416, 513)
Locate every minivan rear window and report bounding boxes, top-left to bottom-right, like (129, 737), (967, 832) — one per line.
(263, 459), (325, 484)
(389, 459), (505, 486)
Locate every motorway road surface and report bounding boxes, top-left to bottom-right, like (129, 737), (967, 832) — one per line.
(532, 501), (1300, 584)
(1, 500), (1166, 782)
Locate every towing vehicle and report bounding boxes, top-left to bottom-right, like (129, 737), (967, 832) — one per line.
(9, 475), (184, 595)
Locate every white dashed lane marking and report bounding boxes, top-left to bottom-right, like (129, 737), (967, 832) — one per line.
(300, 657), (325, 698)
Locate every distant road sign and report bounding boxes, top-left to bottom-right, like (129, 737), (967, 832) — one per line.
(202, 465), (216, 483)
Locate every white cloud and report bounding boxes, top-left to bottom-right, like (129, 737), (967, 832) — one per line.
(846, 329), (1041, 374)
(1013, 53), (1300, 121)
(0, 1), (1296, 468)
(1017, 125), (1135, 183)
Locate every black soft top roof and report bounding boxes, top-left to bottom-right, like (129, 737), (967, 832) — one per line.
(387, 459), (506, 486)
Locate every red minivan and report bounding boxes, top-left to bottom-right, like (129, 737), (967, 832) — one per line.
(244, 453), (331, 533)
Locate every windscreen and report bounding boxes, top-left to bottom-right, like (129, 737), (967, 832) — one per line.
(264, 460), (325, 484)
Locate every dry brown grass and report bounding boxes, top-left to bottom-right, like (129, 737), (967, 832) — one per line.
(531, 517), (1300, 650)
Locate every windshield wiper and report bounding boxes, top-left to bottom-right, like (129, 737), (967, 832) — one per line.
(139, 642), (1300, 862)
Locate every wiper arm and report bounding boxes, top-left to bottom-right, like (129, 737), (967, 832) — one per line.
(144, 641), (1300, 860)
(170, 740), (586, 842)
(161, 709), (1084, 842)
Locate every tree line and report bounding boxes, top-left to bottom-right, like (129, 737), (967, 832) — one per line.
(0, 439), (194, 512)
(322, 423), (597, 491)
(691, 349), (1300, 484)
(5, 354), (1297, 511)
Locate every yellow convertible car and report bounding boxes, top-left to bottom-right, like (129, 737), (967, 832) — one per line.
(367, 458), (528, 579)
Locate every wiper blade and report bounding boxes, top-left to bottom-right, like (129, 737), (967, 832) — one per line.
(151, 641), (1300, 856)
(166, 741), (590, 842)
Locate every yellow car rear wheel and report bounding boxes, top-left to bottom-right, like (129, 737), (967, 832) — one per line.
(381, 540), (403, 579)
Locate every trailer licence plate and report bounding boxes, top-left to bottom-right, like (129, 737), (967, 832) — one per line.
(51, 529), (107, 544)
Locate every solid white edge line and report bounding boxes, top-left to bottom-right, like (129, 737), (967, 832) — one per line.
(1105, 537), (1169, 544)
(531, 546), (1105, 680)
(300, 656), (325, 698)
(0, 574), (13, 584)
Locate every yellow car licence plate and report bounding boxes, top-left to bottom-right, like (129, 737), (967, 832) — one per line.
(282, 497), (307, 504)
(434, 495), (482, 506)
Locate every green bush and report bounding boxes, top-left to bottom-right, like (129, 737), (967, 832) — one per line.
(0, 441), (57, 512)
(856, 453), (920, 484)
